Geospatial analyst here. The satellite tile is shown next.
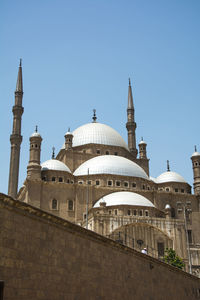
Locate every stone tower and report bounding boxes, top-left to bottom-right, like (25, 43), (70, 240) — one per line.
(8, 60), (24, 199)
(191, 146), (200, 195)
(126, 78), (137, 158)
(27, 127), (42, 180)
(138, 138), (147, 159)
(65, 128), (73, 150)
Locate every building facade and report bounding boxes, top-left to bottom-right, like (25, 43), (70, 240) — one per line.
(8, 61), (200, 275)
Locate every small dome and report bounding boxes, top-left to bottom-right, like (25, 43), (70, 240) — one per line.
(191, 151), (200, 157)
(139, 140), (147, 145)
(165, 204), (171, 210)
(94, 191), (154, 208)
(73, 155), (149, 179)
(31, 132), (41, 138)
(156, 171), (186, 184)
(41, 159), (71, 173)
(62, 122), (128, 150)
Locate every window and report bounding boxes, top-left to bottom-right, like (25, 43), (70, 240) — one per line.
(83, 213), (86, 220)
(114, 209), (117, 215)
(107, 180), (113, 186)
(59, 177), (63, 182)
(96, 149), (100, 154)
(139, 210), (143, 216)
(114, 152), (118, 156)
(87, 180), (91, 185)
(96, 180), (100, 186)
(147, 186), (150, 190)
(175, 188), (178, 193)
(133, 210), (137, 216)
(187, 230), (192, 244)
(68, 200), (73, 211)
(142, 185), (145, 190)
(67, 179), (70, 183)
(145, 211), (149, 217)
(52, 199), (58, 210)
(52, 177), (56, 182)
(78, 181), (83, 184)
(71, 180), (74, 184)
(166, 187), (170, 192)
(42, 177), (46, 181)
(106, 151), (109, 155)
(116, 181), (121, 187)
(181, 189), (184, 193)
(109, 210), (112, 215)
(124, 181), (129, 187)
(157, 242), (164, 257)
(132, 182), (136, 188)
(127, 209), (131, 216)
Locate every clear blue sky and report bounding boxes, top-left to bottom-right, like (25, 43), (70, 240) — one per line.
(0, 0), (200, 194)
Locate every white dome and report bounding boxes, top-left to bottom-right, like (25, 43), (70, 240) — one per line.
(73, 155), (149, 179)
(94, 191), (154, 208)
(41, 159), (71, 173)
(156, 171), (186, 184)
(139, 140), (146, 145)
(62, 122), (128, 150)
(192, 151), (200, 157)
(31, 132), (41, 138)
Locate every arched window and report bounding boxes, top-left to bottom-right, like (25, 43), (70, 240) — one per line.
(68, 200), (73, 211)
(52, 199), (58, 210)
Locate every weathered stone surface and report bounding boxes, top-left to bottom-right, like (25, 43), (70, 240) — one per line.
(0, 193), (200, 300)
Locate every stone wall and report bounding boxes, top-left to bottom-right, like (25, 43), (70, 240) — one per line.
(0, 193), (200, 300)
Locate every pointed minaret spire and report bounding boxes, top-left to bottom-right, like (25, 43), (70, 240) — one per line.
(92, 109), (97, 122)
(195, 145), (197, 152)
(35, 125), (38, 133)
(8, 61), (24, 199)
(16, 59), (23, 93)
(128, 78), (134, 109)
(167, 160), (170, 172)
(126, 78), (137, 158)
(52, 147), (55, 159)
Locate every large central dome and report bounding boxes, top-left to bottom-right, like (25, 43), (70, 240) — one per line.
(62, 122), (129, 150)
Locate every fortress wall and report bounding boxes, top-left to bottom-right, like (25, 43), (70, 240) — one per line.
(0, 193), (200, 300)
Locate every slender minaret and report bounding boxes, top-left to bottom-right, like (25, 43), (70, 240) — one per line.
(126, 78), (137, 158)
(8, 60), (24, 199)
(191, 146), (200, 195)
(65, 128), (73, 150)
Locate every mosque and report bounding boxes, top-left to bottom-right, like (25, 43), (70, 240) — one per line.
(7, 61), (200, 276)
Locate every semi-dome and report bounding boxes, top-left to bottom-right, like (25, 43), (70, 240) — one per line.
(94, 191), (154, 208)
(156, 171), (186, 184)
(73, 155), (149, 179)
(62, 122), (128, 150)
(41, 159), (71, 173)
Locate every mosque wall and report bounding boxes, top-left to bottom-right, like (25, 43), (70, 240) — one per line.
(1, 193), (200, 300)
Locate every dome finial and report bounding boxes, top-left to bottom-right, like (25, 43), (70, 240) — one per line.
(35, 125), (38, 133)
(195, 145), (197, 152)
(129, 78), (131, 86)
(52, 146), (55, 159)
(141, 136), (143, 141)
(92, 109), (97, 122)
(19, 58), (22, 67)
(167, 160), (170, 172)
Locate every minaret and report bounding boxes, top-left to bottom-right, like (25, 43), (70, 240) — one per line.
(8, 60), (24, 199)
(27, 126), (42, 180)
(126, 78), (137, 158)
(191, 146), (200, 195)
